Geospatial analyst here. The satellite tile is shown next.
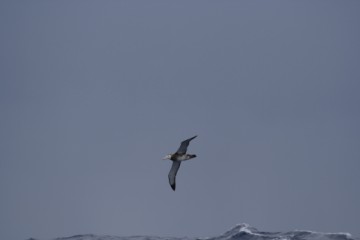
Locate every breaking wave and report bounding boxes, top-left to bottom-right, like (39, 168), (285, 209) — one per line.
(27, 223), (357, 240)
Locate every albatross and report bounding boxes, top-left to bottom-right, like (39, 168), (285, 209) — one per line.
(163, 135), (197, 191)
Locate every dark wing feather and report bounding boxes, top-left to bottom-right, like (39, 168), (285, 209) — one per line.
(168, 161), (181, 191)
(176, 135), (197, 154)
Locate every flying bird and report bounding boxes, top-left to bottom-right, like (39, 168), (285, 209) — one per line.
(163, 135), (197, 191)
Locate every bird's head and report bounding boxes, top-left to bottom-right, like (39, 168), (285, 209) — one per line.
(162, 154), (172, 160)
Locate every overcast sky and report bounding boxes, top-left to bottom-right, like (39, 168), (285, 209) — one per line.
(1, 1), (360, 240)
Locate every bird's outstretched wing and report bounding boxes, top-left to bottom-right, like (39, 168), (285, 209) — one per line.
(176, 135), (197, 154)
(168, 161), (181, 191)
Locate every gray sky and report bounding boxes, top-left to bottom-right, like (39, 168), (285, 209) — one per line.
(1, 1), (360, 240)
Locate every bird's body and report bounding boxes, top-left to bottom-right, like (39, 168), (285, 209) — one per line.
(167, 153), (197, 161)
(163, 135), (197, 191)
